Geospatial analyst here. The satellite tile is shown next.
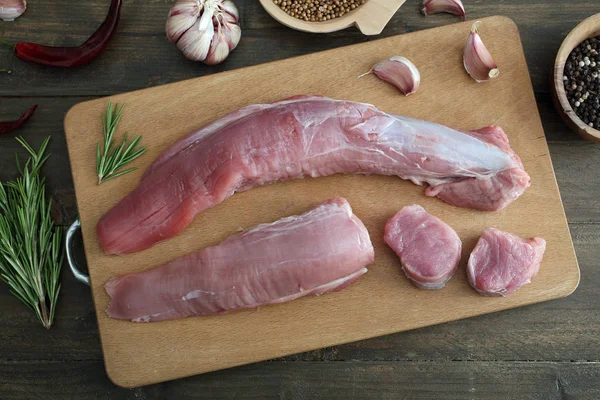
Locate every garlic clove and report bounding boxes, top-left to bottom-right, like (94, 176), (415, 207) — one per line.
(178, 17), (215, 62)
(205, 33), (230, 65)
(0, 0), (27, 22)
(223, 21), (241, 50)
(197, 0), (216, 31)
(166, 13), (199, 43)
(166, 0), (201, 43)
(421, 0), (466, 20)
(166, 0), (241, 65)
(463, 21), (499, 83)
(366, 56), (421, 96)
(222, 11), (238, 25)
(169, 0), (201, 16)
(221, 0), (239, 22)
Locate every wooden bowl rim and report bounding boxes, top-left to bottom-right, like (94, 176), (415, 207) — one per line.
(553, 13), (600, 142)
(258, 0), (407, 35)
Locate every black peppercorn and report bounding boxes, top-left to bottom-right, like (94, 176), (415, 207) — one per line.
(564, 34), (600, 128)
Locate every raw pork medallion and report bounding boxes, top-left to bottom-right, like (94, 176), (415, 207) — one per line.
(467, 228), (546, 296)
(384, 204), (462, 289)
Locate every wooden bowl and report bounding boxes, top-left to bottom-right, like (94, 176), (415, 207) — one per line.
(552, 13), (600, 142)
(258, 0), (407, 35)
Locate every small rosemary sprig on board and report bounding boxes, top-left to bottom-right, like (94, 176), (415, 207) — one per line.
(96, 101), (146, 184)
(0, 137), (63, 329)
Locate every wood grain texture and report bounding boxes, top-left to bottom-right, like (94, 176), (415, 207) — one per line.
(63, 16), (578, 387)
(1, 222), (596, 365)
(0, 1), (598, 97)
(1, 0), (599, 396)
(2, 360), (600, 400)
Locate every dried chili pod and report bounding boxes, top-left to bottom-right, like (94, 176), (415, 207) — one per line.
(12, 0), (122, 67)
(0, 105), (38, 135)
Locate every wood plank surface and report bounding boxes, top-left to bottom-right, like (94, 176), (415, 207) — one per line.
(1, 223), (598, 365)
(0, 1), (597, 97)
(0, 0), (599, 397)
(2, 360), (600, 399)
(64, 16), (578, 387)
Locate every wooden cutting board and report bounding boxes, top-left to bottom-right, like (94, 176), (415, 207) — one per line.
(64, 16), (579, 388)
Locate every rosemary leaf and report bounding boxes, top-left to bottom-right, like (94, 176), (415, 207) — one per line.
(0, 136), (63, 329)
(101, 167), (137, 183)
(97, 102), (145, 184)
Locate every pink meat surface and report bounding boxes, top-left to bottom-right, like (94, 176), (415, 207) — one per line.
(98, 95), (530, 254)
(105, 198), (373, 322)
(467, 228), (546, 296)
(384, 204), (462, 289)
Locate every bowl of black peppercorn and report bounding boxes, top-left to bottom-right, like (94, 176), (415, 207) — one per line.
(553, 13), (600, 142)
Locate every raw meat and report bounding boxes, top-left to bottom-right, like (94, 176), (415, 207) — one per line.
(384, 204), (462, 289)
(98, 95), (530, 254)
(467, 228), (546, 296)
(105, 198), (374, 322)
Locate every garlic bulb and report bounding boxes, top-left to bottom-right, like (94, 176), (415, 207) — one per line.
(0, 0), (27, 21)
(361, 56), (421, 96)
(421, 0), (466, 20)
(166, 0), (241, 65)
(464, 21), (499, 83)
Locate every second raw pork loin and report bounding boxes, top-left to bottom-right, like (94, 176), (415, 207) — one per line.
(105, 198), (374, 322)
(98, 95), (530, 254)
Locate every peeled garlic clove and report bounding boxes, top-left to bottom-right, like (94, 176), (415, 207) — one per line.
(464, 21), (499, 82)
(421, 0), (466, 20)
(368, 56), (421, 96)
(0, 0), (27, 21)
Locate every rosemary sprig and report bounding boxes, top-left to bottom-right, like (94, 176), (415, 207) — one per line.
(0, 136), (63, 329)
(96, 101), (146, 184)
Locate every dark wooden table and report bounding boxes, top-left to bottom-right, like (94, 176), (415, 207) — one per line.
(1, 0), (599, 398)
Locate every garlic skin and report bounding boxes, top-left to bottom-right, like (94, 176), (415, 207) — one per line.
(421, 0), (466, 20)
(166, 0), (241, 65)
(364, 56), (421, 96)
(464, 21), (499, 83)
(0, 0), (27, 22)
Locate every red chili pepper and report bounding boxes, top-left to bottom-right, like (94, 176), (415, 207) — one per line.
(13, 0), (122, 67)
(0, 105), (38, 135)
